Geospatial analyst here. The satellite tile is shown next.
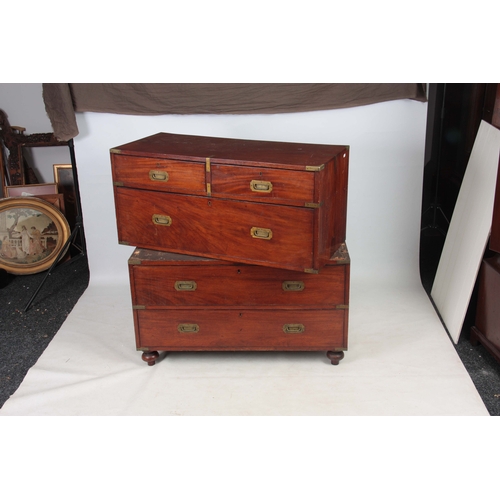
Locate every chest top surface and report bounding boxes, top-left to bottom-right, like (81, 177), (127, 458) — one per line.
(111, 132), (348, 170)
(129, 243), (350, 268)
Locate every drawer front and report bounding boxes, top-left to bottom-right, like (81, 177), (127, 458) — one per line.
(137, 309), (346, 350)
(115, 187), (315, 272)
(112, 154), (206, 195)
(211, 163), (315, 206)
(131, 263), (347, 307)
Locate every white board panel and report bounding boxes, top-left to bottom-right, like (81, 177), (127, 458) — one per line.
(431, 120), (500, 343)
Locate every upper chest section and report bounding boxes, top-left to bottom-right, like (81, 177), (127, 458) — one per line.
(110, 132), (348, 207)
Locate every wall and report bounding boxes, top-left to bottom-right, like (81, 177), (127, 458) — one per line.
(74, 100), (427, 287)
(0, 84), (428, 288)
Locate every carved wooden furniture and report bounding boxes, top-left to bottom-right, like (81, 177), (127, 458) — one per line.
(128, 246), (350, 365)
(111, 132), (349, 273)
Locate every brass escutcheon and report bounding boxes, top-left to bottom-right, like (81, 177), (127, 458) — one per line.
(177, 323), (200, 333)
(174, 281), (197, 291)
(283, 324), (305, 334)
(250, 179), (273, 193)
(152, 214), (172, 226)
(149, 169), (169, 182)
(250, 227), (273, 240)
(282, 281), (305, 292)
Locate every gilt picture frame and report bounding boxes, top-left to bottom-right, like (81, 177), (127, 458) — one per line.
(53, 164), (77, 229)
(0, 197), (70, 275)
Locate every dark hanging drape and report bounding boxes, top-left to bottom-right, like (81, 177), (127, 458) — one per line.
(42, 83), (427, 141)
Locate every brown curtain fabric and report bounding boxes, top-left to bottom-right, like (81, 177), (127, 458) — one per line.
(43, 83), (427, 141)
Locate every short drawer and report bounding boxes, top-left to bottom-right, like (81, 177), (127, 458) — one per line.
(131, 263), (348, 307)
(136, 309), (346, 350)
(211, 163), (315, 206)
(111, 154), (206, 195)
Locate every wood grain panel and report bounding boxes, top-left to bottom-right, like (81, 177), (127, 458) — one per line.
(131, 263), (347, 307)
(112, 132), (347, 170)
(112, 155), (206, 194)
(115, 187), (315, 272)
(211, 163), (315, 206)
(137, 309), (346, 350)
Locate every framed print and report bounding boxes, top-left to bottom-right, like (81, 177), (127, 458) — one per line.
(5, 182), (58, 198)
(4, 183), (64, 214)
(53, 164), (77, 229)
(0, 197), (70, 275)
(35, 194), (66, 213)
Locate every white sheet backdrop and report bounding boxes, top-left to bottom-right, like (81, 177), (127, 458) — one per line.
(1, 98), (489, 418)
(75, 100), (427, 287)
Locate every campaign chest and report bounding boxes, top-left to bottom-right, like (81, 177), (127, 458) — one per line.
(111, 132), (349, 273)
(128, 245), (350, 365)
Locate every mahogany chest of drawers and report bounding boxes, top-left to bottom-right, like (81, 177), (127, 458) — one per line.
(128, 245), (350, 365)
(111, 132), (349, 273)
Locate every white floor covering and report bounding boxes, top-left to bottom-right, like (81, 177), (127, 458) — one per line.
(0, 277), (488, 416)
(0, 104), (490, 416)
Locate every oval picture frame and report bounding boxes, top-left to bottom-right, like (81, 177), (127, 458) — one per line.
(0, 196), (70, 275)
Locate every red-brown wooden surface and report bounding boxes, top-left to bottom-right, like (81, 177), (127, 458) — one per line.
(111, 154), (206, 195)
(486, 85), (500, 251)
(136, 309), (345, 350)
(210, 163), (315, 206)
(111, 133), (349, 271)
(115, 187), (316, 272)
(128, 247), (349, 354)
(472, 255), (500, 363)
(490, 157), (500, 253)
(112, 132), (347, 170)
(131, 258), (347, 307)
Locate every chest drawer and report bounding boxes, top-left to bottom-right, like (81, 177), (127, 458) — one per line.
(136, 308), (345, 350)
(115, 187), (316, 272)
(130, 250), (348, 307)
(210, 163), (315, 206)
(112, 154), (207, 195)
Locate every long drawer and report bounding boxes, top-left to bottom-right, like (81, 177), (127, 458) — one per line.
(130, 254), (348, 307)
(115, 187), (317, 272)
(136, 308), (346, 350)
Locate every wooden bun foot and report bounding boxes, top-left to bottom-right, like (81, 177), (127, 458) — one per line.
(142, 350), (160, 366)
(326, 351), (344, 365)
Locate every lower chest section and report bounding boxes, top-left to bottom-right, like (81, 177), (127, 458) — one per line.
(129, 248), (349, 353)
